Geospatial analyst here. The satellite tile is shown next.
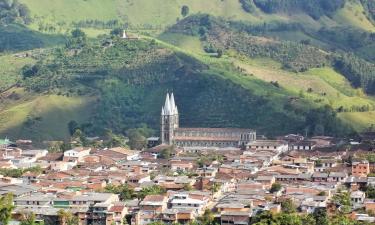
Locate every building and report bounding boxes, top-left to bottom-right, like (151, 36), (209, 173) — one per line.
(352, 160), (370, 177)
(160, 93), (256, 148)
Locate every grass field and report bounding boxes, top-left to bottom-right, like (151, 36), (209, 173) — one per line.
(334, 0), (375, 31)
(20, 0), (286, 31)
(232, 57), (375, 113)
(0, 54), (35, 91)
(0, 94), (95, 142)
(339, 111), (375, 131)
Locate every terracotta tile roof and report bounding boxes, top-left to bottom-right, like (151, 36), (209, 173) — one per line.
(174, 136), (239, 141)
(143, 194), (166, 202)
(39, 153), (63, 161)
(109, 205), (125, 212)
(175, 128), (254, 132)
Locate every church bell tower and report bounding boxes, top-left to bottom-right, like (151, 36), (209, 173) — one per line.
(161, 93), (179, 145)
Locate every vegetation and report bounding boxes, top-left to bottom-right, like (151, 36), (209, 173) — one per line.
(270, 183), (282, 193)
(20, 212), (43, 225)
(104, 184), (135, 200)
(0, 193), (14, 225)
(0, 1), (373, 142)
(137, 185), (166, 200)
(251, 207), (371, 225)
(0, 0), (31, 25)
(253, 0), (346, 19)
(0, 166), (42, 178)
(57, 210), (79, 225)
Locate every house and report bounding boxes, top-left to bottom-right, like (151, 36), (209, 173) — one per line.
(138, 195), (168, 225)
(254, 176), (275, 188)
(300, 199), (327, 213)
(328, 172), (347, 183)
(352, 160), (370, 177)
(247, 140), (288, 153)
(169, 193), (206, 213)
(63, 147), (91, 162)
(292, 141), (317, 151)
(351, 190), (366, 206)
(170, 160), (194, 172)
(312, 172), (328, 182)
(220, 211), (251, 225)
(108, 147), (140, 161)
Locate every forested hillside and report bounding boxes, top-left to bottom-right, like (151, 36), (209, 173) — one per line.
(0, 0), (374, 142)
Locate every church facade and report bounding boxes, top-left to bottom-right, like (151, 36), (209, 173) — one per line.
(160, 93), (256, 148)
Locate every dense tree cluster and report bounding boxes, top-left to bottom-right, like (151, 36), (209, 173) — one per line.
(239, 0), (256, 13)
(0, 0), (31, 25)
(361, 0), (375, 21)
(253, 0), (346, 19)
(334, 53), (375, 94)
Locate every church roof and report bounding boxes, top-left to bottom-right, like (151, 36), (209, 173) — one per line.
(174, 136), (240, 142)
(175, 128), (255, 133)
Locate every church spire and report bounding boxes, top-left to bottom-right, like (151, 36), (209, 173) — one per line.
(170, 93), (176, 114)
(164, 93), (171, 115)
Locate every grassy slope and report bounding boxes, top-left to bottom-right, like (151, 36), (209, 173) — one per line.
(20, 0), (375, 32)
(339, 111), (375, 131)
(20, 0), (120, 22)
(0, 54), (35, 91)
(333, 0), (375, 32)
(0, 93), (94, 142)
(20, 0), (289, 33)
(159, 31), (375, 131)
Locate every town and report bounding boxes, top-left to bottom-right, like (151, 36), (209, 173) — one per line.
(0, 93), (375, 225)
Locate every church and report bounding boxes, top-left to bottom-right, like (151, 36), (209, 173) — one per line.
(160, 93), (256, 148)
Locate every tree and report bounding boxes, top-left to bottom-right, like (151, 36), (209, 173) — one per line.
(71, 29), (86, 39)
(0, 193), (14, 225)
(332, 190), (351, 206)
(105, 184), (135, 200)
(137, 185), (166, 200)
(281, 199), (297, 213)
(216, 49), (223, 58)
(159, 147), (173, 159)
(20, 212), (42, 225)
(57, 210), (78, 225)
(365, 185), (375, 198)
(110, 28), (123, 37)
(181, 5), (189, 17)
(68, 120), (79, 136)
(66, 29), (87, 48)
(313, 208), (329, 225)
(270, 183), (282, 193)
(183, 183), (193, 191)
(210, 183), (221, 194)
(199, 209), (214, 225)
(104, 129), (126, 148)
(127, 128), (147, 150)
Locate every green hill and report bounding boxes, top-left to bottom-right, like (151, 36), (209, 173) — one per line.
(19, 0), (375, 32)
(0, 0), (374, 142)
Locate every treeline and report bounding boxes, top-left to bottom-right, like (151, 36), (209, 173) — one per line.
(0, 0), (31, 25)
(252, 0), (346, 19)
(0, 24), (64, 52)
(334, 53), (375, 94)
(361, 0), (375, 21)
(72, 19), (128, 29)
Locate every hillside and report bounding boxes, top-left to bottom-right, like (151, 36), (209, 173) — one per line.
(0, 0), (374, 142)
(18, 0), (375, 32)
